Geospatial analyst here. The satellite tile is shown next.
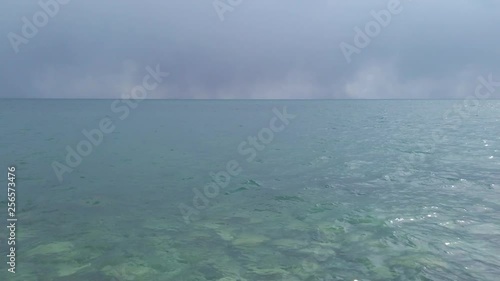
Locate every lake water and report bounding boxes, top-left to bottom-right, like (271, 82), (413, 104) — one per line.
(0, 100), (499, 280)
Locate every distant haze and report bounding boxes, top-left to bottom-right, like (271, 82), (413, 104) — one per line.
(1, 0), (500, 99)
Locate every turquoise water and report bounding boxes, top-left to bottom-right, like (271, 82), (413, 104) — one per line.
(0, 100), (499, 280)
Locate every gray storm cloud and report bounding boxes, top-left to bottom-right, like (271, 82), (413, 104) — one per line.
(1, 0), (499, 99)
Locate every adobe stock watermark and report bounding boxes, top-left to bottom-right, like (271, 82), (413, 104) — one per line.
(213, 0), (243, 22)
(277, 226), (340, 281)
(394, 74), (500, 179)
(7, 0), (71, 54)
(178, 106), (296, 224)
(51, 64), (169, 182)
(339, 0), (412, 64)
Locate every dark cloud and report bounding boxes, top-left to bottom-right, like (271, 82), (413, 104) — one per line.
(1, 0), (499, 99)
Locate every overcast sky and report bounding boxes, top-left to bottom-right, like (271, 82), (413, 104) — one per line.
(1, 0), (499, 99)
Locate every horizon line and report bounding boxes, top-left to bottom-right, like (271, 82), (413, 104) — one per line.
(1, 98), (497, 101)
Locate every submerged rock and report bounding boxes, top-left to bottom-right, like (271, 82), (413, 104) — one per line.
(28, 241), (74, 256)
(233, 234), (269, 246)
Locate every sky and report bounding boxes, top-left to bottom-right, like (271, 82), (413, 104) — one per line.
(1, 0), (499, 99)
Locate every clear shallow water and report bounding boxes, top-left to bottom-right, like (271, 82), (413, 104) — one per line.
(0, 100), (499, 281)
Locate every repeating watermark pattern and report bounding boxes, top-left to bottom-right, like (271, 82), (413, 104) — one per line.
(7, 0), (71, 54)
(51, 64), (169, 182)
(178, 106), (296, 224)
(340, 0), (411, 63)
(213, 0), (243, 21)
(287, 75), (500, 281)
(393, 74), (500, 179)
